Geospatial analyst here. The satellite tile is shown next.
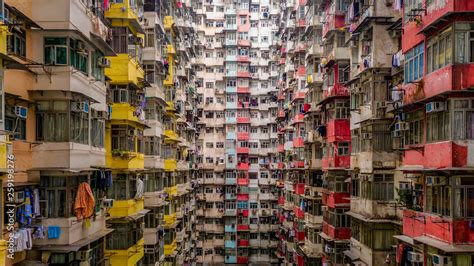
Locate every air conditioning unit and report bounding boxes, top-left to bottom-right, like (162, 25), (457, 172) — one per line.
(101, 199), (114, 208)
(97, 111), (108, 119)
(432, 254), (452, 266)
(407, 252), (423, 263)
(98, 57), (111, 68)
(14, 106), (28, 119)
(76, 249), (92, 261)
(71, 101), (89, 113)
(426, 101), (445, 113)
(394, 122), (409, 131)
(391, 131), (402, 138)
(376, 101), (387, 109)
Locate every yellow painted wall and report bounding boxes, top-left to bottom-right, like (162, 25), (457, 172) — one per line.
(105, 54), (144, 86)
(108, 198), (144, 217)
(106, 238), (144, 266)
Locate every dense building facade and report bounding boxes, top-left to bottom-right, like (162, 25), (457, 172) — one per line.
(1, 0), (199, 265)
(3, 0), (474, 266)
(192, 0), (281, 264)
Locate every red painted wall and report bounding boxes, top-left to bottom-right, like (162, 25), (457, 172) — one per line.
(323, 221), (351, 240)
(322, 190), (350, 208)
(403, 210), (474, 244)
(327, 119), (351, 143)
(402, 141), (468, 168)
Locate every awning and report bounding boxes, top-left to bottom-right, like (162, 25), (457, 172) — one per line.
(346, 211), (396, 224)
(34, 228), (113, 252)
(90, 32), (116, 56)
(393, 235), (415, 245)
(414, 236), (474, 253)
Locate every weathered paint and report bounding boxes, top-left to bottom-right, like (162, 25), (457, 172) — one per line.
(403, 209), (474, 244)
(322, 190), (350, 208)
(322, 221), (351, 240)
(402, 141), (468, 169)
(326, 119), (351, 143)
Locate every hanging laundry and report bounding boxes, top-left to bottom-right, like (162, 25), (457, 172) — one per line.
(135, 178), (144, 199)
(33, 225), (46, 239)
(303, 103), (311, 113)
(47, 226), (61, 239)
(23, 229), (32, 250)
(394, 0), (402, 11)
(74, 182), (96, 220)
(24, 189), (33, 227)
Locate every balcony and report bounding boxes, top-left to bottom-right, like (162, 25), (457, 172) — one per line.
(237, 178), (249, 186)
(164, 159), (177, 172)
(237, 132), (249, 140)
(105, 2), (143, 33)
(294, 183), (305, 195)
(226, 85), (237, 93)
(225, 177), (236, 185)
(164, 240), (177, 256)
(422, 0), (474, 30)
(237, 239), (250, 247)
(322, 221), (351, 240)
(294, 207), (305, 219)
(105, 54), (145, 86)
(237, 224), (250, 231)
(237, 71), (251, 78)
(225, 224), (237, 232)
(225, 255), (237, 264)
(326, 119), (351, 143)
(225, 240), (236, 249)
(293, 137), (304, 148)
(225, 209), (237, 216)
(109, 198), (144, 217)
(236, 147), (249, 154)
(106, 238), (145, 266)
(225, 38), (237, 46)
(321, 190), (350, 208)
(237, 86), (250, 93)
(32, 142), (105, 170)
(322, 13), (345, 38)
(402, 209), (474, 244)
(164, 16), (174, 30)
(225, 116), (237, 124)
(237, 257), (249, 264)
(237, 117), (250, 123)
(404, 65), (474, 105)
(403, 141), (474, 170)
(32, 214), (109, 246)
(237, 193), (249, 201)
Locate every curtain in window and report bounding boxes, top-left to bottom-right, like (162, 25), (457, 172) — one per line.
(467, 111), (474, 139)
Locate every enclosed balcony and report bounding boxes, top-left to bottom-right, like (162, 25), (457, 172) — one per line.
(322, 187), (350, 208)
(322, 221), (351, 240)
(402, 209), (474, 244)
(403, 141), (474, 170)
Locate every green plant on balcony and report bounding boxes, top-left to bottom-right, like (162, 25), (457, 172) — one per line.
(111, 149), (135, 160)
(396, 188), (422, 211)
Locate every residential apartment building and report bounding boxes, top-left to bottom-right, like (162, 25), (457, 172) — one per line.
(1, 0), (199, 265)
(3, 0), (474, 266)
(192, 0), (281, 264)
(394, 0), (474, 266)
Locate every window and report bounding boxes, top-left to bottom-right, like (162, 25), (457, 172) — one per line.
(337, 142), (349, 156)
(426, 176), (451, 216)
(107, 219), (144, 250)
(373, 174), (394, 201)
(427, 27), (452, 73)
(91, 113), (105, 148)
(453, 23), (474, 63)
(426, 110), (449, 142)
(453, 176), (474, 218)
(40, 175), (88, 218)
(7, 28), (26, 57)
(404, 43), (424, 83)
(44, 37), (68, 65)
(452, 99), (474, 140)
(403, 110), (424, 145)
(36, 100), (69, 142)
(216, 142), (224, 148)
(111, 125), (142, 152)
